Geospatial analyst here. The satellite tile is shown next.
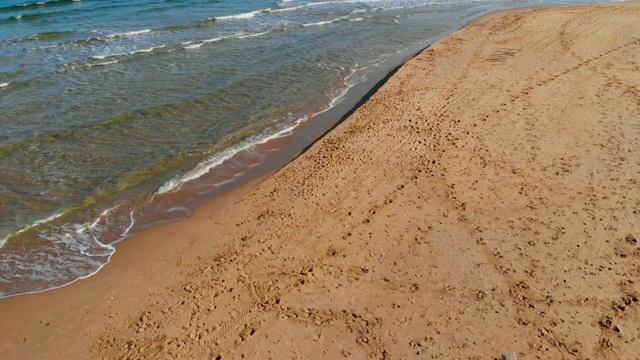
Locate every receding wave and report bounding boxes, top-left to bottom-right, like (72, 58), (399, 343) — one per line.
(0, 206), (126, 299)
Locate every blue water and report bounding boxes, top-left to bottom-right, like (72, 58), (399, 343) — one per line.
(0, 0), (617, 298)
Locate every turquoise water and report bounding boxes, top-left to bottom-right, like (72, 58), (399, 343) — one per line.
(0, 0), (615, 297)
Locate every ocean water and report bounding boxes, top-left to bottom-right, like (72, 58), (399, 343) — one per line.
(0, 0), (615, 298)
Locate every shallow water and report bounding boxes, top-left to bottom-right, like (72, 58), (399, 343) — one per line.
(0, 0), (616, 298)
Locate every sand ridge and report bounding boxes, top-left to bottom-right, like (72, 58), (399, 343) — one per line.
(1, 2), (640, 359)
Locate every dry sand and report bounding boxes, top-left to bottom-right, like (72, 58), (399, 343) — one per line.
(2, 2), (640, 359)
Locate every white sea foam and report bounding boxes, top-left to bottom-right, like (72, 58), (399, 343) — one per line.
(302, 20), (333, 27)
(156, 62), (376, 195)
(237, 31), (269, 39)
(203, 34), (235, 43)
(91, 45), (165, 60)
(379, 3), (435, 12)
(214, 9), (267, 21)
(0, 211), (63, 248)
(157, 119), (304, 195)
(108, 209), (136, 245)
(134, 45), (163, 53)
(0, 82), (10, 88)
(157, 142), (257, 194)
(184, 32), (267, 49)
(0, 206), (133, 298)
(325, 66), (368, 110)
(274, 0), (387, 13)
(268, 4), (305, 12)
(303, 64), (373, 126)
(302, 16), (347, 27)
(184, 43), (203, 50)
(165, 206), (191, 214)
(87, 60), (118, 67)
(350, 17), (365, 21)
(106, 29), (151, 38)
(14, 213), (64, 238)
(0, 241), (115, 299)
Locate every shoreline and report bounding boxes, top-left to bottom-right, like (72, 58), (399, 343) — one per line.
(1, 0), (500, 300)
(0, 4), (479, 299)
(2, 1), (640, 358)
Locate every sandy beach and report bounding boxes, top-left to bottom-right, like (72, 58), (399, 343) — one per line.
(2, 1), (640, 359)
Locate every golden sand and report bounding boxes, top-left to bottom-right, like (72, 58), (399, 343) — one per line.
(2, 2), (640, 358)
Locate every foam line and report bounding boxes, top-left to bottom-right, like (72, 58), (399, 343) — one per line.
(0, 205), (128, 299)
(183, 32), (268, 49)
(91, 45), (165, 60)
(156, 65), (369, 195)
(214, 9), (268, 21)
(156, 120), (303, 194)
(106, 29), (151, 38)
(273, 0), (387, 13)
(302, 16), (347, 27)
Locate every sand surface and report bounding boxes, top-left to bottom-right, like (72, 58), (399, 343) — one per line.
(2, 2), (640, 359)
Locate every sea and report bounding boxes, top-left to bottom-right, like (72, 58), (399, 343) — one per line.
(0, 0), (616, 298)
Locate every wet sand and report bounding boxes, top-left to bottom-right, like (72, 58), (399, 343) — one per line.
(2, 1), (640, 358)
